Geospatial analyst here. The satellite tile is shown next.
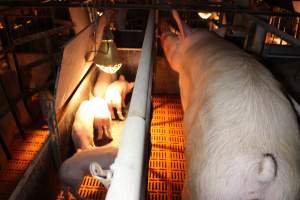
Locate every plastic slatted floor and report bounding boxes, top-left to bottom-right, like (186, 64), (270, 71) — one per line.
(56, 176), (107, 200)
(0, 129), (49, 199)
(147, 95), (186, 200)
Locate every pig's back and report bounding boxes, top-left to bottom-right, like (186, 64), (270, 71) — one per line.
(62, 145), (118, 172)
(182, 31), (300, 199)
(105, 81), (126, 104)
(184, 32), (300, 154)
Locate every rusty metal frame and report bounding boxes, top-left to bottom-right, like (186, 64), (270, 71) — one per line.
(0, 1), (300, 17)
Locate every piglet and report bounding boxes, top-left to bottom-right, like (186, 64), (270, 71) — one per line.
(89, 96), (112, 140)
(71, 100), (95, 152)
(59, 145), (118, 200)
(93, 72), (116, 99)
(72, 97), (112, 151)
(161, 10), (300, 200)
(105, 75), (134, 120)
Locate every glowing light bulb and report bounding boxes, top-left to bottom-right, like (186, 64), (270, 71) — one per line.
(96, 11), (103, 16)
(198, 12), (212, 20)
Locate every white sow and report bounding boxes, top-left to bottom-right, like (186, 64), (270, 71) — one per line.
(160, 10), (300, 200)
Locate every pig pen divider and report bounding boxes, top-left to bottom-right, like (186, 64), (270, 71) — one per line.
(243, 14), (300, 56)
(106, 10), (154, 200)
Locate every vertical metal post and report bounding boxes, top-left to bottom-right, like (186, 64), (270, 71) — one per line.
(48, 7), (57, 78)
(0, 130), (12, 160)
(251, 25), (267, 55)
(127, 10), (154, 119)
(0, 73), (26, 139)
(40, 91), (61, 169)
(243, 20), (256, 51)
(3, 16), (34, 121)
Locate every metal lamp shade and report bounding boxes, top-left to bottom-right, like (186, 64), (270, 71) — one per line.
(94, 39), (122, 74)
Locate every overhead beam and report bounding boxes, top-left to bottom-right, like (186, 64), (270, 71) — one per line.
(20, 55), (54, 71)
(0, 1), (300, 17)
(13, 24), (73, 46)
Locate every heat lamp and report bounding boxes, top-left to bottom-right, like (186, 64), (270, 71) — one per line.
(94, 24), (122, 74)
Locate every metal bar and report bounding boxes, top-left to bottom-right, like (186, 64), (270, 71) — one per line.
(4, 17), (36, 121)
(140, 46), (154, 200)
(0, 18), (28, 140)
(247, 14), (300, 47)
(0, 130), (12, 160)
(0, 80), (53, 119)
(263, 44), (300, 58)
(128, 10), (154, 119)
(251, 25), (267, 54)
(0, 1), (300, 17)
(20, 55), (53, 71)
(106, 10), (154, 200)
(0, 14), (51, 18)
(0, 77), (26, 139)
(39, 91), (61, 169)
(11, 51), (35, 120)
(0, 104), (10, 118)
(13, 25), (73, 46)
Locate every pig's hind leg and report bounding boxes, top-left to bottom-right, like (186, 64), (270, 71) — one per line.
(108, 104), (116, 119)
(104, 118), (112, 139)
(116, 104), (125, 120)
(68, 178), (85, 200)
(69, 187), (84, 200)
(62, 184), (83, 200)
(96, 119), (104, 140)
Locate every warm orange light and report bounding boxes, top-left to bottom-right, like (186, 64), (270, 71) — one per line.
(211, 12), (220, 21)
(96, 11), (103, 16)
(273, 37), (288, 45)
(265, 33), (288, 45)
(13, 24), (22, 29)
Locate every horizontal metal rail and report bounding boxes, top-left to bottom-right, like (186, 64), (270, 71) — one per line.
(0, 1), (300, 17)
(13, 25), (73, 46)
(20, 54), (54, 71)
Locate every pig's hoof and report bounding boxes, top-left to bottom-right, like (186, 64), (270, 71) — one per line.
(119, 116), (125, 121)
(107, 136), (113, 140)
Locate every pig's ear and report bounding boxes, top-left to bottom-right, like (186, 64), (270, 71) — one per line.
(128, 82), (134, 91)
(119, 74), (125, 81)
(171, 10), (191, 39)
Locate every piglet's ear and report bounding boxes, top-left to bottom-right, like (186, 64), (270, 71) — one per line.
(119, 74), (125, 81)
